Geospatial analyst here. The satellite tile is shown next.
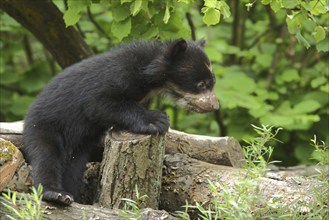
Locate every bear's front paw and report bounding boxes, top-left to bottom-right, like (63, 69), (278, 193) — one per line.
(143, 110), (170, 134)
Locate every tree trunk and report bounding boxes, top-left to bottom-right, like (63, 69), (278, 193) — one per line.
(0, 0), (94, 68)
(96, 131), (166, 210)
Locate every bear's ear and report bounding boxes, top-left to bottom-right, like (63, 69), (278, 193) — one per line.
(197, 39), (206, 48)
(165, 39), (187, 59)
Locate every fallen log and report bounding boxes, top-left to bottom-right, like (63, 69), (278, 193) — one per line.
(160, 153), (328, 216)
(0, 121), (245, 166)
(166, 129), (244, 167)
(0, 197), (180, 220)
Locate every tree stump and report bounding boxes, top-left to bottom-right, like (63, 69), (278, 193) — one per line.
(97, 131), (166, 210)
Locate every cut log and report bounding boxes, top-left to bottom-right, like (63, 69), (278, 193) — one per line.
(160, 153), (327, 215)
(96, 131), (166, 210)
(0, 121), (245, 166)
(0, 197), (180, 220)
(166, 129), (244, 167)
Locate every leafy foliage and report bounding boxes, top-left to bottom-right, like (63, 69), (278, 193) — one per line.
(0, 0), (328, 165)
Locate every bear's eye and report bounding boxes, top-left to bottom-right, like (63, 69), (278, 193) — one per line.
(197, 81), (207, 91)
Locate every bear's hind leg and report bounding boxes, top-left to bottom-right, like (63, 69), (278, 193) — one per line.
(31, 151), (75, 205)
(24, 131), (75, 205)
(62, 150), (90, 200)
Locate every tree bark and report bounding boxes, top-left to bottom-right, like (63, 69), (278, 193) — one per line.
(0, 0), (94, 68)
(96, 131), (166, 210)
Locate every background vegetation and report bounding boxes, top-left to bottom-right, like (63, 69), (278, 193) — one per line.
(0, 0), (328, 166)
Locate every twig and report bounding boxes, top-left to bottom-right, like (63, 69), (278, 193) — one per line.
(186, 12), (196, 41)
(87, 7), (110, 40)
(214, 108), (227, 137)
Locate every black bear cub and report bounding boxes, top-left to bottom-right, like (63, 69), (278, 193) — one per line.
(23, 39), (219, 205)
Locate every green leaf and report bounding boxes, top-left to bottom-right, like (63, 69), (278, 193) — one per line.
(158, 11), (190, 39)
(320, 84), (329, 93)
(111, 17), (131, 40)
(295, 30), (310, 49)
(121, 0), (133, 3)
(286, 14), (300, 34)
(0, 88), (15, 109)
(280, 69), (299, 82)
(261, 0), (272, 5)
(204, 0), (218, 8)
(0, 71), (21, 84)
(311, 76), (327, 88)
(260, 114), (295, 127)
(282, 0), (298, 9)
(19, 63), (51, 93)
(316, 37), (329, 52)
(302, 0), (327, 15)
(218, 1), (231, 18)
(311, 150), (329, 164)
(178, 0), (190, 3)
(130, 0), (143, 16)
(63, 9), (81, 27)
(202, 8), (220, 26)
(163, 1), (171, 24)
(217, 72), (256, 94)
(9, 95), (35, 116)
(112, 5), (131, 21)
(219, 90), (262, 110)
(312, 26), (326, 42)
(292, 100), (321, 114)
(256, 53), (272, 68)
(141, 26), (159, 39)
(63, 0), (91, 27)
(270, 0), (283, 12)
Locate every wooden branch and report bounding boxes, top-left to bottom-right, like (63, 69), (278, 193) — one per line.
(97, 131), (166, 210)
(0, 0), (94, 68)
(0, 198), (180, 220)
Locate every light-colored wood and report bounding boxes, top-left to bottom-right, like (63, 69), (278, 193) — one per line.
(97, 131), (166, 209)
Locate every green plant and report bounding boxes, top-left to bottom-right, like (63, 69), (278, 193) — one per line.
(1, 185), (45, 220)
(243, 125), (282, 177)
(310, 135), (329, 165)
(118, 185), (149, 219)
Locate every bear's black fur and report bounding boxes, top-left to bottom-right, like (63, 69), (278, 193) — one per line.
(22, 39), (218, 205)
